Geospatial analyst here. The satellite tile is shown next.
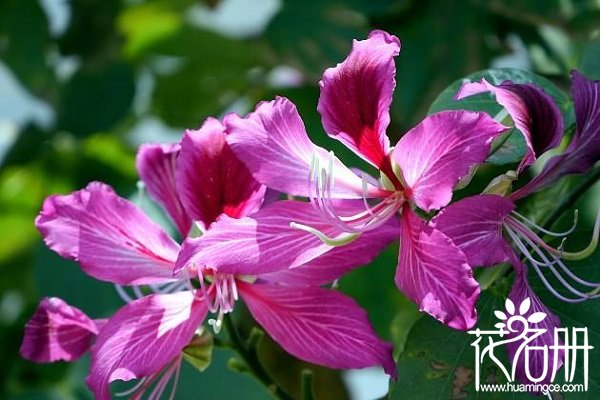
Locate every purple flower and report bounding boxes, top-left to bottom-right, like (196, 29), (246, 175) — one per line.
(190, 30), (508, 330)
(433, 70), (600, 385)
(23, 117), (397, 398)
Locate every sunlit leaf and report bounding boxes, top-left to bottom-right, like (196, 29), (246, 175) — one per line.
(117, 4), (182, 59)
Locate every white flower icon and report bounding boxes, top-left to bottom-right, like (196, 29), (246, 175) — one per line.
(493, 297), (547, 330)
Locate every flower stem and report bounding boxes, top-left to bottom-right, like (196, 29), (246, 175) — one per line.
(223, 314), (293, 400)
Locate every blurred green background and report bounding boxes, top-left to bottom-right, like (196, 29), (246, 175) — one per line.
(1, 0), (599, 399)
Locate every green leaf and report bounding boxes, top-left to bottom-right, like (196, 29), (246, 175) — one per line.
(428, 68), (570, 117)
(58, 0), (121, 60)
(151, 27), (260, 127)
(183, 330), (214, 372)
(57, 63), (135, 137)
(117, 3), (182, 59)
(579, 39), (600, 80)
(265, 0), (366, 79)
(0, 0), (55, 94)
(487, 131), (527, 166)
(389, 288), (533, 400)
(385, 2), (502, 132)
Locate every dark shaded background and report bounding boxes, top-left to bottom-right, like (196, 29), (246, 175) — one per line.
(1, 0), (599, 398)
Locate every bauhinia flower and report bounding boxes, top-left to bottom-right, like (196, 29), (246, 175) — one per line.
(23, 117), (398, 399)
(181, 30), (508, 330)
(433, 70), (600, 384)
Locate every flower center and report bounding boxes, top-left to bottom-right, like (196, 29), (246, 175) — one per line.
(297, 151), (404, 243)
(195, 267), (238, 333)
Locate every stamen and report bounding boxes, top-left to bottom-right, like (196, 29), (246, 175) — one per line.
(518, 230), (598, 300)
(208, 312), (224, 334)
(559, 208), (600, 260)
(511, 210), (578, 237)
(132, 285), (144, 299)
(115, 377), (148, 397)
(505, 226), (600, 303)
(166, 357), (182, 400)
(229, 274), (239, 301)
(114, 285), (134, 303)
(151, 280), (188, 294)
(290, 222), (360, 246)
(196, 268), (218, 311)
(307, 150), (402, 234)
(199, 272), (238, 334)
(506, 215), (588, 260)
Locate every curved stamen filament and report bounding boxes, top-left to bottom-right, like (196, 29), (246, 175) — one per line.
(290, 222), (360, 246)
(308, 152), (402, 234)
(511, 210), (578, 237)
(115, 377), (148, 397)
(506, 210), (600, 261)
(505, 225), (600, 303)
(125, 357), (182, 400)
(114, 284), (134, 303)
(194, 269), (238, 334)
(515, 228), (599, 298)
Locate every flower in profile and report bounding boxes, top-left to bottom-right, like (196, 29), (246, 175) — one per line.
(23, 116), (398, 398)
(21, 297), (104, 363)
(433, 70), (600, 384)
(187, 30), (508, 330)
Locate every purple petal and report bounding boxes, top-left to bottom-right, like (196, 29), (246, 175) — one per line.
(392, 111), (507, 212)
(176, 200), (357, 276)
(239, 282), (396, 377)
(506, 263), (563, 385)
(513, 71), (600, 200)
(36, 182), (180, 285)
(457, 79), (563, 172)
(317, 30), (399, 170)
(225, 97), (382, 198)
(86, 292), (207, 400)
(432, 194), (515, 268)
(395, 208), (480, 330)
(259, 215), (399, 286)
(20, 297), (99, 363)
(136, 143), (192, 237)
(177, 117), (266, 230)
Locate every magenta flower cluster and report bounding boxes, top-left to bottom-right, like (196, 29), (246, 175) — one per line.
(21, 30), (600, 398)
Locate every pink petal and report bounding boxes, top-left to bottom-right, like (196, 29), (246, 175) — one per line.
(506, 263), (563, 386)
(317, 30), (399, 170)
(513, 71), (600, 200)
(86, 292), (207, 400)
(20, 297), (99, 363)
(176, 200), (352, 276)
(136, 143), (192, 237)
(35, 182), (180, 285)
(177, 117), (266, 230)
(392, 111), (507, 212)
(259, 215), (399, 286)
(432, 194), (514, 268)
(395, 208), (480, 330)
(457, 79), (563, 172)
(225, 97), (381, 198)
(239, 282), (396, 377)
